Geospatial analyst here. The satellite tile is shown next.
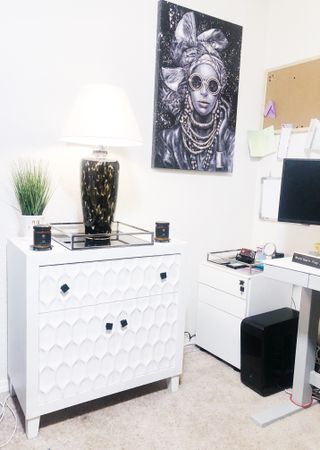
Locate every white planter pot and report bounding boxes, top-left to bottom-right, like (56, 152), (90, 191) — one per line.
(19, 215), (44, 240)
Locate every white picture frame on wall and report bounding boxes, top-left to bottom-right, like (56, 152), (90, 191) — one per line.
(259, 176), (281, 221)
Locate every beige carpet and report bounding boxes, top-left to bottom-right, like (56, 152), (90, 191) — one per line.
(1, 345), (320, 450)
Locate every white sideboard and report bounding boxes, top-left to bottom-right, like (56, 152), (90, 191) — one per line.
(196, 262), (293, 369)
(7, 238), (186, 438)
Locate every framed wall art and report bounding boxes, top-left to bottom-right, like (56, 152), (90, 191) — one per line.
(152, 0), (243, 172)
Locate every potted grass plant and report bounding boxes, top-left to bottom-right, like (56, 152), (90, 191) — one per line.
(12, 160), (51, 237)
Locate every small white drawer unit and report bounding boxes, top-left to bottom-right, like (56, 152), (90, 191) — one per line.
(7, 238), (186, 438)
(196, 262), (292, 369)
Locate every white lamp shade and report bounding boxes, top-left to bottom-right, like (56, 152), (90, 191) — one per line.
(61, 84), (142, 147)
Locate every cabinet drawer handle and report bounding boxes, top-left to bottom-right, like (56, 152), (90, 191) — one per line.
(120, 319), (128, 328)
(160, 272), (167, 280)
(105, 322), (113, 331)
(60, 283), (70, 294)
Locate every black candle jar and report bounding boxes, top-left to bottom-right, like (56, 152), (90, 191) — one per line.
(33, 225), (52, 251)
(155, 222), (170, 242)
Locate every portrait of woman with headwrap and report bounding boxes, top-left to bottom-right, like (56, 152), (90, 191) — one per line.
(152, 2), (242, 172)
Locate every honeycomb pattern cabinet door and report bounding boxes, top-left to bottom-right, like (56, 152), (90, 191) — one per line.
(38, 293), (179, 405)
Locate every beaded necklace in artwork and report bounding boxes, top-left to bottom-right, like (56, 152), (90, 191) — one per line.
(180, 94), (221, 170)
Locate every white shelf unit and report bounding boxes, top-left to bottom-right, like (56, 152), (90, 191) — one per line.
(7, 238), (186, 438)
(196, 262), (293, 369)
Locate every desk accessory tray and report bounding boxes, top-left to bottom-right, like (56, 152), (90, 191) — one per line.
(207, 249), (261, 273)
(51, 221), (154, 250)
(207, 249), (240, 265)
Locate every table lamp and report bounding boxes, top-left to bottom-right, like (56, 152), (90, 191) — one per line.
(61, 83), (142, 244)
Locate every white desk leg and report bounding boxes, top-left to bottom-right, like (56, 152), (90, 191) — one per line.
(251, 288), (320, 426)
(291, 289), (320, 405)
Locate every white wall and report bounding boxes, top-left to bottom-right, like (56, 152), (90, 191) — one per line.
(251, 0), (320, 255)
(0, 0), (268, 389)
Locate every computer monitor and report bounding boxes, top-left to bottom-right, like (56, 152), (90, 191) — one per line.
(278, 158), (320, 225)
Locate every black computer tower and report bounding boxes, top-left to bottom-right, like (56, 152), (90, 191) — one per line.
(240, 308), (299, 396)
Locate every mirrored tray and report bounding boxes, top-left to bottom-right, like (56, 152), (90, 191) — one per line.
(51, 221), (154, 250)
(207, 249), (262, 273)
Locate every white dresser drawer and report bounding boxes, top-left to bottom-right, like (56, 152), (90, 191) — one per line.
(198, 283), (246, 318)
(39, 254), (180, 313)
(199, 264), (248, 299)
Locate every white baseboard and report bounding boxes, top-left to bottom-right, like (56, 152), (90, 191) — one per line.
(0, 378), (8, 394)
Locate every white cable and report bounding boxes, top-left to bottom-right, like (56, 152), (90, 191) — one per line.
(290, 285), (297, 310)
(0, 395), (17, 448)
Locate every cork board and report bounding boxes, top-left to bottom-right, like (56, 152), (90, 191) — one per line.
(263, 57), (320, 130)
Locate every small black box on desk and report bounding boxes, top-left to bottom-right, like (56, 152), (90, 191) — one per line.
(240, 308), (299, 396)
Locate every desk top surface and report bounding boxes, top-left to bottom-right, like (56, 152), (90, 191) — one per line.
(264, 257), (320, 277)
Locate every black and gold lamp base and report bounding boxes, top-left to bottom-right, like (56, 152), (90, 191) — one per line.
(81, 148), (119, 246)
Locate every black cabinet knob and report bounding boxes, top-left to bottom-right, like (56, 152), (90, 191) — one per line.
(160, 272), (167, 280)
(60, 283), (70, 294)
(120, 319), (128, 328)
(105, 322), (113, 331)
(240, 286), (245, 293)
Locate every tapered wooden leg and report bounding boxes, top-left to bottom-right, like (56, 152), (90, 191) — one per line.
(8, 377), (15, 397)
(26, 417), (40, 439)
(167, 375), (179, 392)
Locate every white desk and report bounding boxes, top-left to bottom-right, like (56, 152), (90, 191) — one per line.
(252, 257), (320, 426)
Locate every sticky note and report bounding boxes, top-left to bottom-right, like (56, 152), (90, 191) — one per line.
(306, 118), (320, 151)
(247, 126), (276, 158)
